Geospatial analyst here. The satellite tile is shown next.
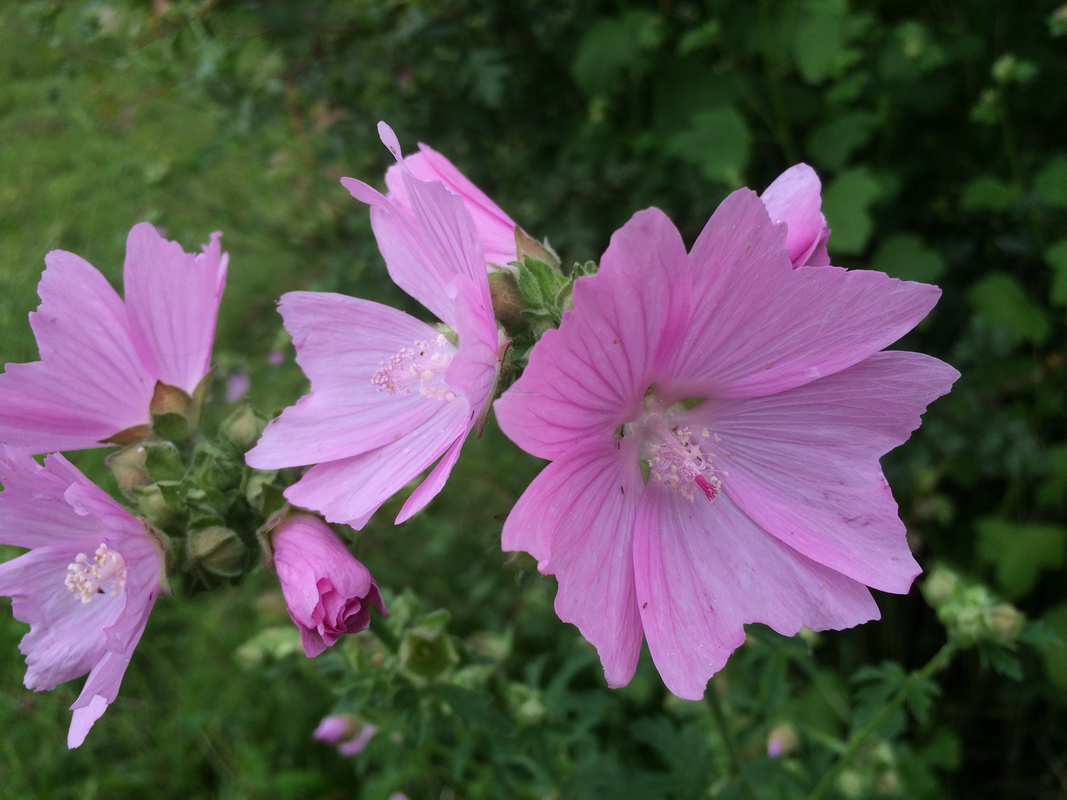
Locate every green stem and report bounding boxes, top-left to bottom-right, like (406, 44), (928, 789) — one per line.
(808, 641), (957, 800)
(369, 611), (400, 653)
(707, 677), (761, 800)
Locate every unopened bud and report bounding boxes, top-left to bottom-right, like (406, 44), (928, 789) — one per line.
(107, 444), (151, 500)
(488, 271), (526, 329)
(922, 565), (959, 608)
(990, 603), (1024, 643)
(221, 403), (267, 451)
(187, 525), (247, 583)
(767, 723), (799, 757)
(399, 625), (458, 684)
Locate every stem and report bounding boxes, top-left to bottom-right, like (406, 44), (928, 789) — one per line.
(808, 641), (957, 800)
(707, 677), (761, 800)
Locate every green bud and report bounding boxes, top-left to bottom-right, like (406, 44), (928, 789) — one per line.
(399, 625), (458, 684)
(135, 483), (179, 529)
(990, 603), (1025, 643)
(514, 227), (560, 271)
(107, 444), (151, 500)
(488, 271), (526, 329)
(922, 564), (959, 608)
(221, 404), (267, 451)
(186, 525), (247, 584)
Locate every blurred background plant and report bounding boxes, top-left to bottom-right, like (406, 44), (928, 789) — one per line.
(1, 0), (1065, 797)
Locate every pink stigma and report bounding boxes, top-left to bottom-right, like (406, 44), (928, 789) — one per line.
(695, 475), (718, 501)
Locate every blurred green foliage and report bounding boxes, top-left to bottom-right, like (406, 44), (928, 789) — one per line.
(1, 0), (1067, 798)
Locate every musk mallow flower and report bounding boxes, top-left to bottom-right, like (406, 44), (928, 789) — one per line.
(760, 163), (831, 268)
(0, 445), (167, 747)
(383, 138), (525, 269)
(0, 223), (227, 452)
(246, 123), (503, 528)
(269, 513), (386, 658)
(494, 188), (959, 700)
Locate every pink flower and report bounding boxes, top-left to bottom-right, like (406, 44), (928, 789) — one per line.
(0, 446), (167, 747)
(494, 190), (959, 699)
(384, 139), (524, 269)
(313, 714), (353, 743)
(0, 223), (227, 452)
(271, 514), (386, 657)
(337, 722), (377, 756)
(760, 164), (831, 268)
(246, 123), (503, 528)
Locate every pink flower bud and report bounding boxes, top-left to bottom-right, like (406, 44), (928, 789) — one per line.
(271, 514), (387, 657)
(313, 715), (352, 743)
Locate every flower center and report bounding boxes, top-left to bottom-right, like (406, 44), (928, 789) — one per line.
(65, 542), (127, 604)
(371, 334), (457, 403)
(643, 420), (720, 502)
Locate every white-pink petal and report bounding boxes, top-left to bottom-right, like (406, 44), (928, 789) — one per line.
(662, 190), (942, 401)
(494, 208), (690, 461)
(760, 163), (829, 268)
(702, 351), (958, 592)
(123, 222), (226, 394)
(502, 437), (646, 688)
(633, 485), (879, 700)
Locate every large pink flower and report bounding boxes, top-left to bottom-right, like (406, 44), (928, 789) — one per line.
(0, 446), (167, 747)
(383, 140), (524, 269)
(246, 124), (502, 528)
(0, 223), (227, 452)
(760, 163), (831, 268)
(271, 514), (386, 657)
(494, 189), (959, 699)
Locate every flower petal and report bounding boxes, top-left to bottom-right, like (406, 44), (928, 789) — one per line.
(495, 208), (690, 460)
(760, 164), (829, 268)
(661, 189), (942, 400)
(385, 144), (521, 267)
(502, 436), (645, 688)
(0, 250), (153, 450)
(245, 293), (448, 468)
(123, 223), (227, 394)
(0, 450), (102, 548)
(697, 351), (959, 592)
(633, 486), (879, 700)
(284, 399), (470, 528)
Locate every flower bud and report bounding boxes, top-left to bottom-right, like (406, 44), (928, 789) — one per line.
(767, 723), (799, 757)
(990, 603), (1024, 643)
(221, 403), (267, 451)
(186, 525), (247, 583)
(314, 714), (355, 743)
(270, 514), (387, 657)
(107, 444), (151, 500)
(399, 624), (458, 684)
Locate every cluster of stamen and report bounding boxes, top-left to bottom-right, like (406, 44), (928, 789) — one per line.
(647, 425), (721, 502)
(371, 335), (456, 403)
(65, 542), (127, 604)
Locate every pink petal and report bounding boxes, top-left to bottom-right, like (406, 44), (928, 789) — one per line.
(660, 189), (942, 401)
(760, 164), (828, 268)
(0, 449), (102, 549)
(385, 144), (521, 267)
(494, 208), (690, 460)
(0, 546), (116, 690)
(123, 223), (227, 394)
(284, 399), (470, 528)
(0, 250), (153, 451)
(68, 694), (108, 749)
(633, 486), (879, 700)
(396, 430), (467, 524)
(245, 294), (449, 467)
(502, 437), (646, 688)
(697, 351), (958, 593)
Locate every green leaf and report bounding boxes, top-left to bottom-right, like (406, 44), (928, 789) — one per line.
(1045, 238), (1067, 309)
(806, 111), (879, 172)
(977, 518), (1067, 598)
(514, 260), (545, 308)
(1035, 155), (1067, 208)
(144, 441), (185, 482)
(572, 10), (662, 96)
(961, 175), (1021, 212)
(822, 167), (885, 255)
(152, 411), (191, 445)
(869, 233), (946, 283)
(967, 273), (1050, 345)
(666, 106), (750, 183)
(792, 0), (849, 84)
(434, 684), (514, 737)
